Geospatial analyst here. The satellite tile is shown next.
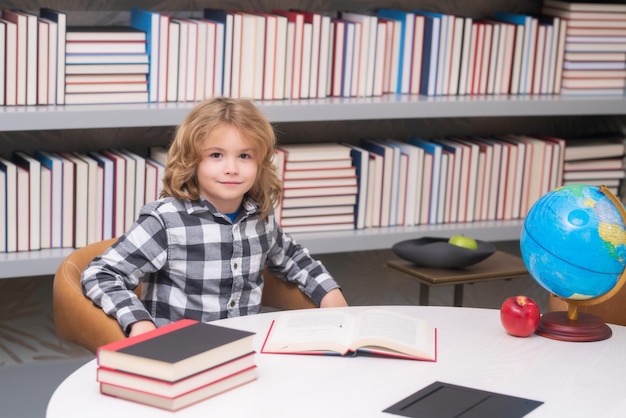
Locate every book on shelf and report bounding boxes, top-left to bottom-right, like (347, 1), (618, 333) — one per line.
(204, 9), (234, 98)
(73, 152), (100, 245)
(0, 169), (5, 251)
(66, 25), (146, 41)
(65, 40), (147, 54)
(495, 12), (539, 95)
(377, 9), (415, 94)
(2, 9), (28, 105)
(34, 150), (63, 248)
(40, 7), (66, 105)
(39, 165), (51, 249)
(544, 1), (626, 13)
(560, 87), (625, 95)
(0, 157), (17, 252)
(97, 352), (256, 399)
(277, 143), (352, 161)
(562, 69), (626, 78)
(282, 185), (358, 198)
(280, 194), (357, 209)
(280, 213), (355, 227)
(382, 139), (424, 227)
(107, 149), (136, 231)
(100, 367), (256, 411)
(416, 12), (440, 96)
(373, 18), (392, 94)
(100, 150), (126, 237)
(417, 10), (453, 96)
(97, 319), (255, 382)
(64, 91), (149, 105)
(283, 166), (356, 180)
(58, 152), (89, 248)
(563, 169), (626, 181)
(88, 151), (115, 240)
(564, 157), (624, 171)
(261, 308), (437, 361)
(54, 153), (76, 248)
(65, 53), (149, 64)
(456, 16), (474, 95)
(1, 17), (17, 106)
(561, 78), (626, 89)
(408, 138), (443, 225)
(360, 139), (394, 227)
(564, 133), (626, 161)
(282, 177), (357, 189)
(65, 82), (148, 94)
(130, 8), (162, 102)
(36, 18), (50, 105)
(16, 166), (29, 251)
(12, 151), (41, 251)
(273, 9), (305, 99)
(65, 63), (150, 75)
(280, 205), (355, 219)
(542, 7), (626, 21)
(339, 11), (377, 98)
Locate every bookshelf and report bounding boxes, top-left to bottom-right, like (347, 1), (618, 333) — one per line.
(3, 95), (626, 131)
(1, 0), (625, 279)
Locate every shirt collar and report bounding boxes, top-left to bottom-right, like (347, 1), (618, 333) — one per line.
(185, 196), (260, 219)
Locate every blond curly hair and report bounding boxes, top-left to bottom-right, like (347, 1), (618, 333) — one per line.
(161, 97), (282, 220)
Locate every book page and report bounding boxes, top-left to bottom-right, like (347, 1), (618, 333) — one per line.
(263, 310), (355, 354)
(353, 309), (435, 359)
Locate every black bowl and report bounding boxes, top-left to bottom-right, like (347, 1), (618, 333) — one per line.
(392, 237), (497, 269)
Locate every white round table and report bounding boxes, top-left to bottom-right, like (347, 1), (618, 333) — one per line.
(47, 306), (626, 417)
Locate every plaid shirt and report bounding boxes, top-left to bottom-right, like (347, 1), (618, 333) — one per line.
(82, 196), (339, 333)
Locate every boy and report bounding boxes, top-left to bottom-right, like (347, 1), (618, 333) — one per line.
(82, 97), (347, 337)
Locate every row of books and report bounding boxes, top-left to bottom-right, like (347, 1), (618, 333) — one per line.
(4, 3), (621, 106)
(0, 147), (167, 253)
(562, 132), (626, 194)
(1, 133), (623, 252)
(274, 133), (625, 233)
(542, 1), (626, 96)
(97, 319), (256, 411)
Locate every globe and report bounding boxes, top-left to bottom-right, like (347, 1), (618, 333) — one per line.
(521, 184), (626, 300)
(520, 184), (626, 341)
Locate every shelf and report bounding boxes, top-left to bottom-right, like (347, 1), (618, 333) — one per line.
(0, 220), (523, 279)
(2, 94), (626, 131)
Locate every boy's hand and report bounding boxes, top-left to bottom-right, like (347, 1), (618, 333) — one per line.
(320, 288), (349, 308)
(129, 320), (157, 337)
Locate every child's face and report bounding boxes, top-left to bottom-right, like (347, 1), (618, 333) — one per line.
(197, 124), (259, 214)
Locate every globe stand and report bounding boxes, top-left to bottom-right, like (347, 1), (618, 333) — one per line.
(536, 305), (612, 342)
(534, 185), (624, 343)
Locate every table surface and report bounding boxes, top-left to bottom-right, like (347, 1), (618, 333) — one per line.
(47, 306), (626, 418)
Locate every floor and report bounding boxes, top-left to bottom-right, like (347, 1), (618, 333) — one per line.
(0, 241), (546, 418)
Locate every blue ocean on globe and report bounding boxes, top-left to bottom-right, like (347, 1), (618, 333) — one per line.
(520, 184), (626, 301)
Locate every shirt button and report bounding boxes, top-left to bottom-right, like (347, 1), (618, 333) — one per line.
(233, 262), (238, 270)
(230, 300), (236, 307)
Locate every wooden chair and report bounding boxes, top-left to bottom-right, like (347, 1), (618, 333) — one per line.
(53, 238), (317, 353)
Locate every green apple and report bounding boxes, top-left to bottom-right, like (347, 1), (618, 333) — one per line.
(448, 234), (478, 250)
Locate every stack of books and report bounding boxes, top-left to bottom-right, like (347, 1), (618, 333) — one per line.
(64, 25), (149, 104)
(274, 143), (358, 233)
(542, 1), (626, 96)
(96, 319), (256, 411)
(563, 132), (626, 196)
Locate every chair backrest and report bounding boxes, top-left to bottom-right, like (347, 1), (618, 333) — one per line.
(548, 287), (626, 326)
(53, 239), (316, 353)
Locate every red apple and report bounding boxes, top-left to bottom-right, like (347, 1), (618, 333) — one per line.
(500, 296), (541, 337)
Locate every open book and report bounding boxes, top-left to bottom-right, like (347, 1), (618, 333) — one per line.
(261, 308), (437, 361)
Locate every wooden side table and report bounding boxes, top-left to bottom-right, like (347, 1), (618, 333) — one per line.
(387, 251), (530, 307)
